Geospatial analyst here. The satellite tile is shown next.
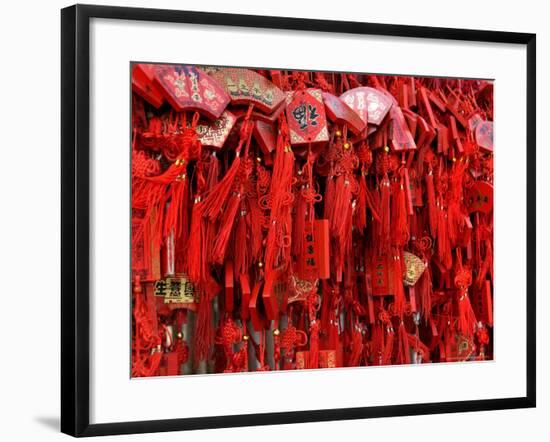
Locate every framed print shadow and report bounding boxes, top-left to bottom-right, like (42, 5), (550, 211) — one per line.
(61, 4), (536, 437)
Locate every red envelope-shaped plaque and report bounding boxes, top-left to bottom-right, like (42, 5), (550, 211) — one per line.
(195, 111), (236, 149)
(132, 64), (165, 109)
(475, 121), (493, 152)
(154, 65), (229, 119)
(340, 87), (393, 126)
(322, 92), (366, 135)
(253, 120), (277, 155)
(465, 181), (493, 214)
(286, 89), (329, 146)
(203, 67), (286, 114)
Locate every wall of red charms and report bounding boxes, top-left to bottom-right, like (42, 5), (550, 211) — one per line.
(131, 64), (493, 376)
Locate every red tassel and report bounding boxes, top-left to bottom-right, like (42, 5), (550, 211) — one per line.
(379, 173), (391, 252)
(437, 207), (452, 269)
(292, 191), (307, 259)
(186, 200), (205, 283)
(371, 323), (384, 365)
(331, 175), (353, 268)
(425, 170), (438, 237)
(308, 321), (320, 369)
(347, 323), (363, 366)
(211, 193), (241, 264)
(264, 120), (295, 271)
(396, 322), (411, 365)
(393, 251), (406, 318)
(458, 291), (476, 338)
(193, 276), (221, 368)
(382, 328), (395, 365)
(234, 204), (250, 276)
(163, 175), (189, 244)
(391, 177), (409, 247)
(202, 154), (242, 222)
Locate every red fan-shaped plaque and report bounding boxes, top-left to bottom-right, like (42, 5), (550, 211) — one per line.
(285, 88), (329, 146)
(132, 64), (165, 108)
(475, 121), (493, 152)
(203, 67), (286, 114)
(153, 65), (229, 119)
(340, 87), (393, 126)
(322, 92), (366, 135)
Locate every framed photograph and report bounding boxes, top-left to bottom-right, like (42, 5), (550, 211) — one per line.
(61, 4), (536, 437)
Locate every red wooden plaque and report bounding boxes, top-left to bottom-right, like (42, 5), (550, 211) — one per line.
(253, 119), (277, 155)
(465, 181), (493, 214)
(285, 89), (329, 146)
(154, 65), (229, 119)
(322, 92), (366, 135)
(132, 64), (165, 108)
(204, 67), (286, 114)
(262, 269), (288, 320)
(340, 87), (393, 126)
(475, 121), (493, 152)
(296, 219), (330, 280)
(369, 255), (394, 296)
(195, 110), (236, 148)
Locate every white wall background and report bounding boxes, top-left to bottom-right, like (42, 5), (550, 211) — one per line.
(0, 0), (546, 440)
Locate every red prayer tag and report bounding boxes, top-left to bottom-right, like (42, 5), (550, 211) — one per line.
(132, 64), (165, 108)
(154, 65), (229, 119)
(204, 67), (286, 114)
(475, 121), (493, 152)
(195, 111), (236, 148)
(286, 89), (329, 145)
(465, 181), (493, 214)
(253, 120), (277, 155)
(322, 92), (366, 135)
(340, 87), (392, 126)
(297, 219), (330, 280)
(389, 105), (417, 151)
(370, 255), (393, 296)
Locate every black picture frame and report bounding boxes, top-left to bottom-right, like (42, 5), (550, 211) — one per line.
(61, 4), (536, 437)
